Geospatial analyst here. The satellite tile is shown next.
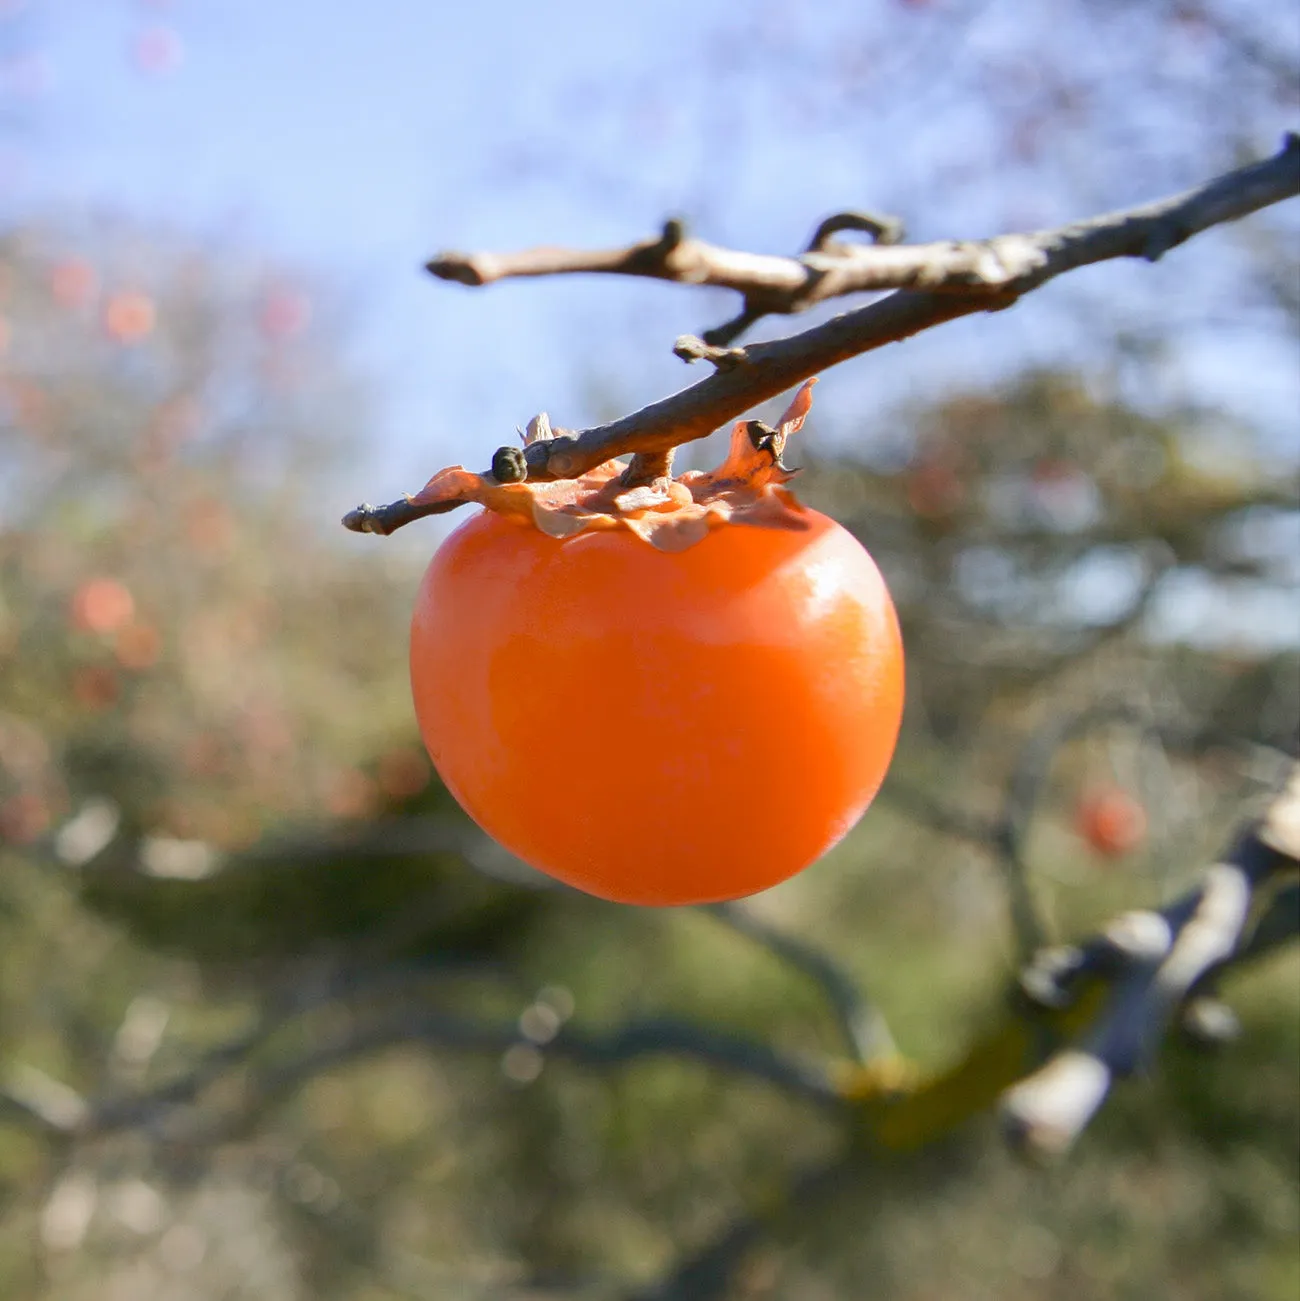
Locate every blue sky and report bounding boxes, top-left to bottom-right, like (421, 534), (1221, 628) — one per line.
(5, 0), (1297, 509)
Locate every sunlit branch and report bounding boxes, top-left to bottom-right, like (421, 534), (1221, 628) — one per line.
(347, 136), (1299, 536)
(1001, 761), (1300, 1158)
(0, 1063), (87, 1140)
(424, 131), (1295, 347)
(427, 208), (907, 347)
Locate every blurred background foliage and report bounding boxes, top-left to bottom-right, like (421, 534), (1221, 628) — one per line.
(1, 1), (1298, 1299)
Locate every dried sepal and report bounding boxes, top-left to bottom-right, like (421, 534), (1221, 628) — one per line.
(522, 411), (555, 445)
(406, 379), (820, 552)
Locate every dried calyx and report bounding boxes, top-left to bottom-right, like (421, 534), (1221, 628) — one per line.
(401, 379), (820, 552)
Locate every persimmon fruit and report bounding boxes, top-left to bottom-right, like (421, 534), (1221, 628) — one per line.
(1076, 785), (1147, 859)
(70, 578), (135, 635)
(408, 382), (904, 905)
(103, 291), (156, 344)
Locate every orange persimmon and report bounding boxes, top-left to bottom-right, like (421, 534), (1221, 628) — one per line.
(408, 382), (904, 905)
(1076, 786), (1147, 859)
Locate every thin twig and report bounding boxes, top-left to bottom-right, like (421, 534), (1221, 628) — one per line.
(0, 1063), (88, 1140)
(425, 132), (1296, 343)
(347, 137), (1299, 535)
(704, 902), (897, 1063)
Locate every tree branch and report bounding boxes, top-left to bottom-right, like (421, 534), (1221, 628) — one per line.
(704, 902), (898, 1064)
(348, 136), (1299, 535)
(424, 129), (1293, 339)
(1001, 761), (1300, 1158)
(427, 209), (908, 347)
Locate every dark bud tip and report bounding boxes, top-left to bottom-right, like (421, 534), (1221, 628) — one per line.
(491, 446), (529, 484)
(342, 504), (394, 535)
(425, 255), (485, 287)
(660, 217), (686, 249)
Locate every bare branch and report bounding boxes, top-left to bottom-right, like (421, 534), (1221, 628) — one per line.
(804, 210), (906, 253)
(0, 1063), (87, 1139)
(426, 129), (1297, 342)
(426, 209), (909, 331)
(425, 140), (1295, 333)
(348, 138), (1299, 534)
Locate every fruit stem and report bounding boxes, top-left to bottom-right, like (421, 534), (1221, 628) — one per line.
(620, 447), (675, 489)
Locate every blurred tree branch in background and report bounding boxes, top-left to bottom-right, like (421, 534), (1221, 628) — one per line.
(2, 753), (1295, 1299)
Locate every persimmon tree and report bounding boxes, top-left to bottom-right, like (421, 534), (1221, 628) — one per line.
(1, 102), (1298, 1301)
